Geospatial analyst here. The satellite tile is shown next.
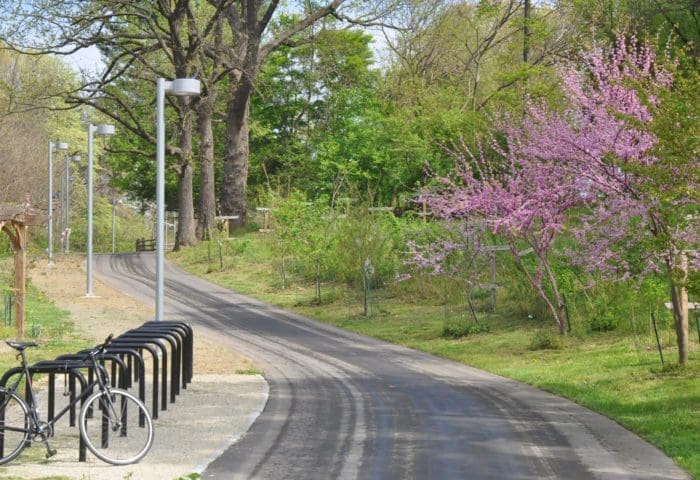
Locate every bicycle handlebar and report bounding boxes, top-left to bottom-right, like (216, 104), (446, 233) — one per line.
(84, 334), (115, 360)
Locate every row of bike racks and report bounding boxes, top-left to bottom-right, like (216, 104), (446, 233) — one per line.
(0, 320), (194, 462)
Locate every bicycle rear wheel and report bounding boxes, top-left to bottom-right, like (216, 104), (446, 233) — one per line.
(80, 388), (153, 465)
(0, 387), (30, 465)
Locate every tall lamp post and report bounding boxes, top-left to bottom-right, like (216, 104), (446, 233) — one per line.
(155, 78), (200, 321)
(86, 124), (116, 297)
(64, 154), (81, 253)
(48, 140), (69, 264)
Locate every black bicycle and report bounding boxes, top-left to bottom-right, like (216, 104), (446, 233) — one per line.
(0, 334), (154, 465)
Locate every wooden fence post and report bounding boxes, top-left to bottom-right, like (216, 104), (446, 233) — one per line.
(13, 224), (26, 336)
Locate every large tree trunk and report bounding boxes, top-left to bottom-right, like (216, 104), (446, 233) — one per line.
(669, 252), (689, 365)
(221, 84), (251, 228)
(174, 101), (197, 250)
(196, 97), (217, 240)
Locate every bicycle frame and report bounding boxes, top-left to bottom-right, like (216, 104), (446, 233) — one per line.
(0, 348), (114, 458)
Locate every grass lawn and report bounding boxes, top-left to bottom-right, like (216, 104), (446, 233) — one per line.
(0, 265), (90, 374)
(0, 259), (92, 478)
(171, 235), (700, 478)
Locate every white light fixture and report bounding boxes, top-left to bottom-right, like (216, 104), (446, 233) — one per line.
(155, 77), (200, 321)
(167, 78), (201, 96)
(96, 124), (116, 135)
(86, 124), (115, 297)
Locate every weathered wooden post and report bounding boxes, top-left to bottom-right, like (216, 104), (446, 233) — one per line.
(256, 207), (272, 233)
(1, 200), (48, 337)
(13, 225), (26, 335)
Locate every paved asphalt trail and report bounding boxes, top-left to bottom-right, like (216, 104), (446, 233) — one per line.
(94, 253), (689, 480)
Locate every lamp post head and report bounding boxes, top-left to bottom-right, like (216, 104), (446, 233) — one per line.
(166, 78), (201, 97)
(52, 141), (69, 150)
(96, 124), (116, 136)
(69, 154), (81, 162)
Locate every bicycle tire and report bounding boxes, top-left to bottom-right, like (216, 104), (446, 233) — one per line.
(0, 387), (31, 465)
(79, 388), (154, 465)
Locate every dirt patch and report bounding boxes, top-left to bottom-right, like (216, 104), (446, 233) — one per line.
(29, 255), (253, 374)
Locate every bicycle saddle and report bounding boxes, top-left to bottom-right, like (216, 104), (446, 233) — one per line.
(5, 341), (38, 352)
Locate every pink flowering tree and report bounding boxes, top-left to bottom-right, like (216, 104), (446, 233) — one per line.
(404, 220), (486, 322)
(423, 139), (587, 335)
(425, 36), (698, 356)
(558, 37), (698, 364)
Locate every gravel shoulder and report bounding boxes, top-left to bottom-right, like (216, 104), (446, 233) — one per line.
(0, 255), (268, 480)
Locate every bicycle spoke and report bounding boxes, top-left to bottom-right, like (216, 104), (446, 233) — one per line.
(80, 389), (153, 465)
(0, 389), (31, 465)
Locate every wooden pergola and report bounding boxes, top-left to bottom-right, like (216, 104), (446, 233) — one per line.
(0, 202), (48, 336)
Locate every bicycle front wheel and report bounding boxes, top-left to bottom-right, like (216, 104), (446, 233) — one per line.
(0, 387), (31, 465)
(80, 388), (153, 465)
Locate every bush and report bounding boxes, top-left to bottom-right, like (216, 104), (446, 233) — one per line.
(228, 238), (250, 256)
(529, 330), (565, 350)
(589, 311), (619, 332)
(442, 321), (491, 339)
(335, 207), (402, 287)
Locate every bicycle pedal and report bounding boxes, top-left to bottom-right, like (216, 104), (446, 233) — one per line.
(46, 448), (57, 458)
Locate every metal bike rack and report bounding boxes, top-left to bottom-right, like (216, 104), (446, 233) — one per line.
(142, 321), (194, 384)
(0, 365), (89, 462)
(112, 336), (168, 411)
(32, 359), (113, 426)
(133, 324), (188, 393)
(106, 339), (161, 418)
(120, 330), (180, 403)
(135, 322), (193, 393)
(0, 323), (195, 463)
(51, 354), (128, 420)
(88, 347), (146, 405)
(140, 322), (193, 382)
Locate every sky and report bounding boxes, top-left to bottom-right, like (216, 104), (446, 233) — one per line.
(64, 45), (103, 74)
(61, 22), (391, 74)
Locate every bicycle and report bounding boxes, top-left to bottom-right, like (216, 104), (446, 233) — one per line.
(0, 334), (154, 465)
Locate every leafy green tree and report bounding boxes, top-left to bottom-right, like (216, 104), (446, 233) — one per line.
(569, 0), (699, 60)
(379, 0), (574, 191)
(269, 190), (308, 289)
(216, 1), (401, 226)
(250, 26), (377, 194)
(266, 190), (340, 301)
(335, 204), (402, 316)
(296, 197), (338, 304)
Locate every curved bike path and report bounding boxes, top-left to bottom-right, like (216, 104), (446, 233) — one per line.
(94, 253), (689, 480)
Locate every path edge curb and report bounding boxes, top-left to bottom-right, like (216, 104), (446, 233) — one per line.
(193, 374), (270, 473)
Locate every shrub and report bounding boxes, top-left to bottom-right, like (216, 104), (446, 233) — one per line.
(589, 311), (620, 332)
(529, 330), (565, 350)
(442, 321), (491, 339)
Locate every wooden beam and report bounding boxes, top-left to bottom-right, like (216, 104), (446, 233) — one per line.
(22, 211), (49, 227)
(0, 205), (25, 219)
(367, 207), (393, 212)
(0, 205), (48, 226)
(480, 245), (511, 252)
